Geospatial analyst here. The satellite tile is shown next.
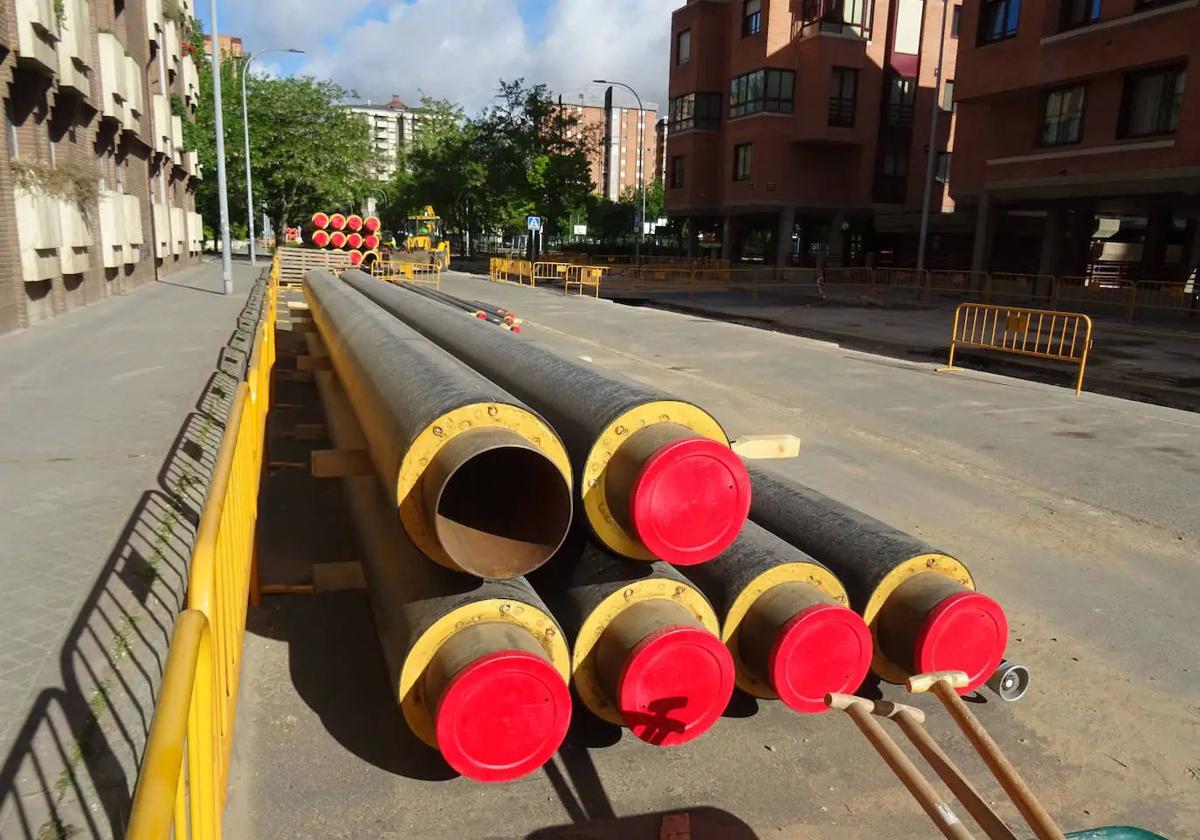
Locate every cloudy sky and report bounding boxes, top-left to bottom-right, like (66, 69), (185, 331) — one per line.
(197, 0), (675, 113)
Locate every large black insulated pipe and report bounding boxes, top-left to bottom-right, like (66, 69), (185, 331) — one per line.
(313, 367), (572, 782)
(305, 269), (573, 578)
(681, 523), (872, 713)
(340, 269), (751, 567)
(536, 544), (735, 746)
(745, 465), (1008, 694)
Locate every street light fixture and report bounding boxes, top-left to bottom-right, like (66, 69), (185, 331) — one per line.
(241, 48), (305, 267)
(594, 79), (648, 264)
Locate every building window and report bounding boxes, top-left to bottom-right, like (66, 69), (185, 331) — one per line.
(828, 67), (858, 127)
(800, 0), (873, 38)
(935, 151), (952, 182)
(733, 143), (753, 181)
(676, 29), (691, 65)
(978, 0), (1020, 44)
(670, 156), (686, 188)
(730, 68), (795, 118)
(942, 79), (955, 112)
(1060, 0), (1101, 29)
(743, 0), (763, 36)
(1040, 85), (1085, 145)
(669, 92), (722, 131)
(1119, 65), (1186, 137)
(885, 76), (916, 127)
(882, 146), (908, 177)
(951, 4), (961, 37)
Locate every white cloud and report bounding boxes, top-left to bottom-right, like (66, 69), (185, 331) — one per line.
(230, 0), (673, 114)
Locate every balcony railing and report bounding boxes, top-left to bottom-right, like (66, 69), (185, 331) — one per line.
(885, 102), (914, 128)
(827, 97), (856, 127)
(794, 0), (874, 39)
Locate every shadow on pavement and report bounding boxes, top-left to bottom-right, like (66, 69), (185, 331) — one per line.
(0, 277), (266, 839)
(526, 806), (759, 840)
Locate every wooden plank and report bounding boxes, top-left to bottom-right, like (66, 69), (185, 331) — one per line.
(312, 561), (366, 593)
(730, 434), (802, 460)
(296, 354), (333, 372)
(311, 448), (373, 478)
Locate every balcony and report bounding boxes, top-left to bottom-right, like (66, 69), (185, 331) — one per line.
(56, 0), (92, 96)
(97, 32), (128, 126)
(164, 18), (181, 72)
(124, 194), (144, 264)
(187, 211), (204, 254)
(144, 0), (163, 45)
(171, 115), (185, 165)
(58, 196), (93, 274)
(152, 204), (171, 258)
(152, 94), (173, 159)
(15, 0), (60, 74)
(170, 207), (186, 255)
(182, 54), (201, 109)
(793, 0), (874, 40)
(124, 55), (145, 131)
(14, 185), (62, 282)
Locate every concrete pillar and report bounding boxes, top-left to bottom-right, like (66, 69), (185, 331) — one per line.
(970, 192), (996, 274)
(721, 215), (735, 261)
(1141, 199), (1173, 279)
(776, 207), (796, 267)
(829, 212), (847, 267)
(685, 218), (699, 258)
(1037, 206), (1064, 277)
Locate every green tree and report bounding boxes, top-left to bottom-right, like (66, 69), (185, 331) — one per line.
(620, 178), (665, 227)
(185, 36), (375, 247)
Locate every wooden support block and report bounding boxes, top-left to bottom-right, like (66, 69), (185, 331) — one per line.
(730, 434), (802, 460)
(292, 422), (326, 440)
(296, 354), (333, 372)
(290, 320), (317, 333)
(286, 300), (310, 311)
(274, 369), (314, 383)
(311, 448), (373, 478)
(312, 561), (366, 593)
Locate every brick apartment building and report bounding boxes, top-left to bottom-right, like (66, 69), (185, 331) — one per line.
(952, 0), (1198, 280)
(665, 0), (959, 265)
(1, 0), (205, 335)
(560, 84), (659, 202)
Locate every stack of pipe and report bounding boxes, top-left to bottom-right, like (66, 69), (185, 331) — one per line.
(333, 269), (893, 743)
(305, 269), (576, 782)
(305, 211), (383, 266)
(399, 283), (522, 331)
(305, 266), (1012, 777)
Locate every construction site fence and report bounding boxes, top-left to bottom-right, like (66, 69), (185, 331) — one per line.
(489, 257), (535, 285)
(944, 303), (1094, 395)
(126, 258), (279, 840)
(589, 265), (1199, 326)
(370, 259), (443, 289)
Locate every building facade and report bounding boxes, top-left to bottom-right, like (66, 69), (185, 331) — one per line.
(952, 0), (1198, 280)
(560, 85), (660, 202)
(665, 0), (960, 265)
(201, 32), (243, 58)
(345, 95), (420, 181)
(1, 0), (205, 335)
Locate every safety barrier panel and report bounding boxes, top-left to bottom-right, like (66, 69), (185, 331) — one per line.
(372, 260), (442, 288)
(942, 303), (1093, 395)
(564, 265), (609, 297)
(489, 257), (534, 285)
(533, 261), (572, 286)
(126, 258), (279, 840)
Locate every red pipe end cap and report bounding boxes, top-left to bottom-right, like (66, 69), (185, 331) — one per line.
(329, 213), (347, 230)
(347, 233), (363, 249)
(364, 215), (381, 232)
(511, 325), (522, 334)
(311, 212), (329, 228)
(914, 591), (1008, 695)
(347, 214), (363, 231)
(616, 624), (735, 746)
(628, 437), (751, 565)
(769, 603), (872, 714)
(435, 650), (571, 783)
(312, 231), (330, 248)
(364, 234), (380, 250)
(348, 251), (363, 266)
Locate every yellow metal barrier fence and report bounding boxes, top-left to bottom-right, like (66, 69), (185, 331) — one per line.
(489, 257), (534, 285)
(372, 260), (443, 288)
(126, 259), (278, 840)
(942, 302), (1093, 395)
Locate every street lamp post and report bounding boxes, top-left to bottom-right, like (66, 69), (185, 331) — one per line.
(916, 0), (950, 277)
(594, 79), (647, 264)
(241, 48), (304, 267)
(209, 0), (233, 294)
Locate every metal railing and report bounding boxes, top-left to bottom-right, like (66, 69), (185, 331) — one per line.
(489, 257), (535, 285)
(126, 257), (278, 840)
(371, 260), (442, 288)
(942, 303), (1093, 395)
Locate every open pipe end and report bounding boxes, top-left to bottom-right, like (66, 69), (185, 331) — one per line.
(427, 429), (572, 579)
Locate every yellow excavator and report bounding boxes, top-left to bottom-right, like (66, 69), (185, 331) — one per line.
(397, 206), (451, 269)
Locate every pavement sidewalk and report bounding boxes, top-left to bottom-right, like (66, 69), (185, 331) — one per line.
(602, 286), (1200, 411)
(0, 260), (260, 839)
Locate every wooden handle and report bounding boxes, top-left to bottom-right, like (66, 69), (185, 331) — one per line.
(907, 670), (970, 693)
